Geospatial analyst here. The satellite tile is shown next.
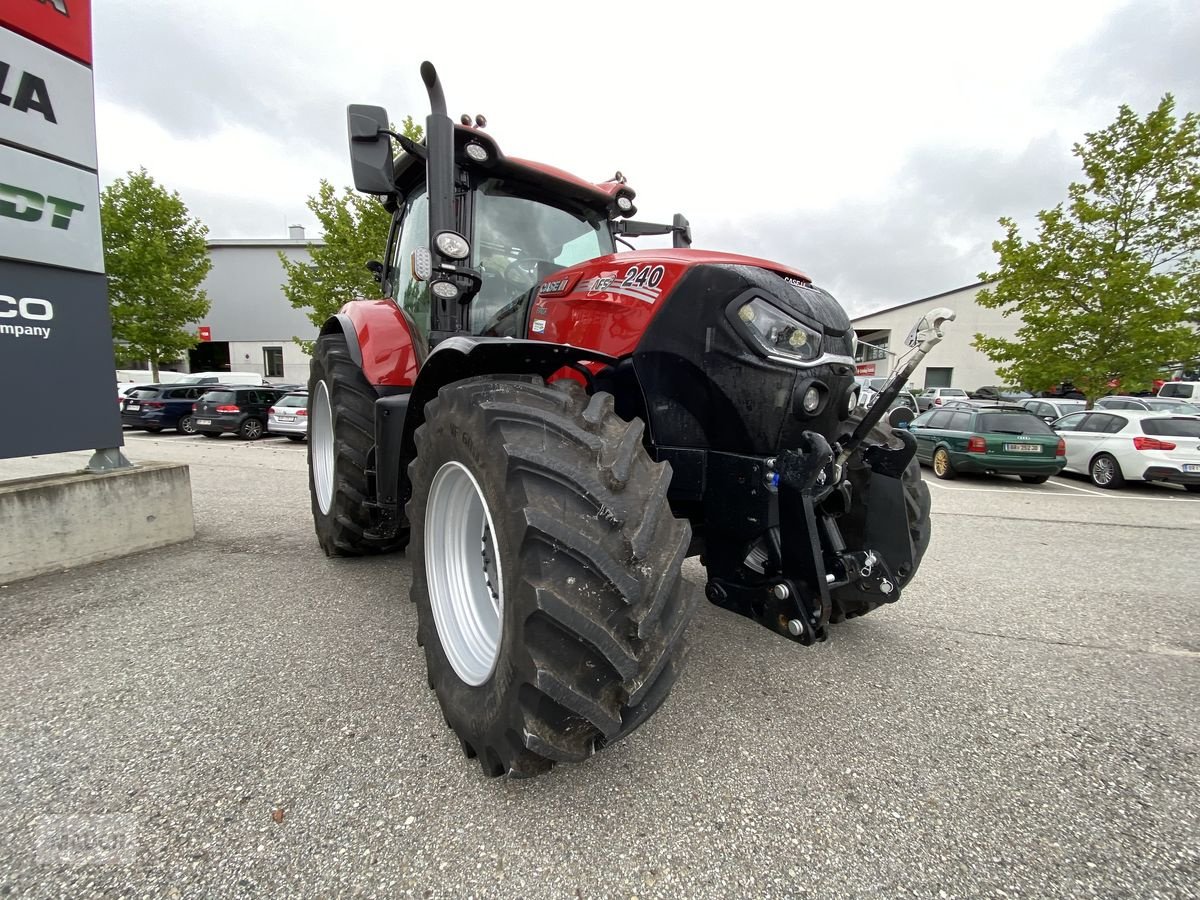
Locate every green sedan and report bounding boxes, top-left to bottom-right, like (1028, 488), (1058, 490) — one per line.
(905, 405), (1067, 483)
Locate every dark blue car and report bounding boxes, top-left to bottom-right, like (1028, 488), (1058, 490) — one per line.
(120, 384), (211, 434)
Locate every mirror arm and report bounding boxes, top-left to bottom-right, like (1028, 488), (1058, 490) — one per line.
(381, 131), (428, 160)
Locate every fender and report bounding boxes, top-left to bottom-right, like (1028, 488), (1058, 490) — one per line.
(365, 335), (618, 541)
(397, 336), (619, 469)
(320, 299), (421, 387)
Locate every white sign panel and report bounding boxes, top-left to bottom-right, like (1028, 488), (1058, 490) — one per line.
(0, 26), (98, 170)
(0, 143), (103, 273)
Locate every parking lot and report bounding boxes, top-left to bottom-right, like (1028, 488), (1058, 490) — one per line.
(1, 434), (1196, 898)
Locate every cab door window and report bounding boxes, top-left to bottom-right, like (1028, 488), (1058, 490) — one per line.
(389, 189), (431, 339)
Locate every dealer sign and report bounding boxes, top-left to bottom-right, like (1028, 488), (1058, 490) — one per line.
(1, 0), (122, 458)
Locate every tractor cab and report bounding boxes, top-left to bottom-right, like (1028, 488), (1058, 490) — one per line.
(349, 72), (688, 348)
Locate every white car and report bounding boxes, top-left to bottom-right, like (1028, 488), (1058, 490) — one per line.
(267, 391), (308, 441)
(1052, 410), (1200, 491)
(174, 371), (267, 386)
(1158, 381), (1200, 403)
(1020, 397), (1088, 422)
(915, 387), (969, 411)
(1095, 395), (1200, 413)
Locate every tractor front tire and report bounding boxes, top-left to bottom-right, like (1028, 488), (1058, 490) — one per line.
(830, 412), (932, 623)
(308, 331), (408, 557)
(407, 376), (698, 778)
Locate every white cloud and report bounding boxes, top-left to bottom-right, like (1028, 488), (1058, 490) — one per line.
(90, 0), (1197, 301)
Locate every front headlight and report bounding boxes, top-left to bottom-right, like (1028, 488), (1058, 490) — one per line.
(735, 298), (821, 363)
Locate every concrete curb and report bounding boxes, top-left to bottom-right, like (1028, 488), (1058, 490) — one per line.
(0, 462), (194, 583)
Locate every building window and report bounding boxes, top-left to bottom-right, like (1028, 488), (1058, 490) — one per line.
(924, 367), (953, 388)
(263, 346), (284, 378)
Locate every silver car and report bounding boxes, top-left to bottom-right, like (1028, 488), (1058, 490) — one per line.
(1020, 397), (1088, 423)
(268, 391), (308, 441)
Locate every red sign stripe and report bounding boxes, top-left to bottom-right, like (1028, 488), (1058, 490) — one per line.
(1, 0), (93, 67)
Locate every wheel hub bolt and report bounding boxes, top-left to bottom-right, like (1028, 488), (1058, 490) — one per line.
(787, 619), (804, 636)
(772, 583), (790, 600)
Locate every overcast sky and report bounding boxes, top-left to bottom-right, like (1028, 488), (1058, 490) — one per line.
(91, 0), (1199, 315)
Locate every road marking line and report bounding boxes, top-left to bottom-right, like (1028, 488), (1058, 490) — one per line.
(1049, 479), (1112, 496)
(925, 477), (1199, 502)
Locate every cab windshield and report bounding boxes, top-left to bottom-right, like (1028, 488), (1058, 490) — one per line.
(471, 179), (614, 334)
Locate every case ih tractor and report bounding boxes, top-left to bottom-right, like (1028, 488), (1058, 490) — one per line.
(310, 62), (951, 778)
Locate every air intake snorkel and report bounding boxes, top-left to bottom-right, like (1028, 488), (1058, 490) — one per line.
(836, 307), (956, 468)
(420, 61), (479, 337)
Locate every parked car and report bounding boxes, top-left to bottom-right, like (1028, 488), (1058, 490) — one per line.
(175, 371), (268, 386)
(1158, 382), (1200, 403)
(914, 387), (969, 411)
(191, 387), (285, 440)
(905, 405), (1066, 483)
(120, 384), (212, 433)
(118, 383), (146, 406)
(940, 398), (1024, 411)
(971, 386), (1032, 402)
(1096, 395), (1200, 413)
(1020, 397), (1088, 423)
(1052, 411), (1200, 491)
(862, 390), (919, 428)
(268, 391), (309, 441)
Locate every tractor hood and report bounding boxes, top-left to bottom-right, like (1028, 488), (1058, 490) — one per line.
(531, 249), (852, 356)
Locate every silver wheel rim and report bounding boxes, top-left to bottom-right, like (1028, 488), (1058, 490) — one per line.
(245, 420), (262, 439)
(425, 460), (504, 686)
(180, 415), (194, 434)
(1093, 457), (1113, 485)
(312, 381), (335, 515)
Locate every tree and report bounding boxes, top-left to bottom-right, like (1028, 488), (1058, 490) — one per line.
(281, 116), (423, 352)
(102, 169), (213, 380)
(973, 95), (1200, 404)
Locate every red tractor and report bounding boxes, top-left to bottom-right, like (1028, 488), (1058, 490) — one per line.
(310, 63), (951, 777)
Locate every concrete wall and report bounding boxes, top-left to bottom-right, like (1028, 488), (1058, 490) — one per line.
(0, 463), (194, 582)
(851, 283), (1023, 390)
(201, 242), (320, 343)
(227, 340), (312, 384)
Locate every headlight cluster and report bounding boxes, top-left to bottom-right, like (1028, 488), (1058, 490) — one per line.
(736, 298), (821, 363)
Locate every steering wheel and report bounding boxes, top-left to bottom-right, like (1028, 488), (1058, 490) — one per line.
(504, 256), (555, 290)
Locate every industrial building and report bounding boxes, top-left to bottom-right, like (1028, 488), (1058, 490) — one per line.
(851, 282), (1017, 391)
(185, 226), (322, 383)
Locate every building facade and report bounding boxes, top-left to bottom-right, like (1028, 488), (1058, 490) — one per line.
(185, 227), (323, 383)
(851, 282), (1020, 391)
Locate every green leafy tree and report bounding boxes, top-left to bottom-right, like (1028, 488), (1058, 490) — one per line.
(974, 95), (1200, 404)
(282, 116), (423, 352)
(102, 168), (213, 380)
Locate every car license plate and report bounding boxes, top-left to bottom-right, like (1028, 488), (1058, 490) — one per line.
(1004, 443), (1041, 453)
(1184, 464), (1200, 473)
(277, 415), (295, 422)
(196, 418), (212, 425)
(126, 402), (140, 411)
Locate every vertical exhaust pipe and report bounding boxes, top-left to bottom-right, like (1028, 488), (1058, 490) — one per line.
(420, 62), (460, 334)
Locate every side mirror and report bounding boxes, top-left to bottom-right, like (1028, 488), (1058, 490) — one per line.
(347, 104), (395, 196)
(366, 259), (384, 284)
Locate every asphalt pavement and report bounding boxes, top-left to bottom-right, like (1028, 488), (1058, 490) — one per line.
(0, 431), (1196, 898)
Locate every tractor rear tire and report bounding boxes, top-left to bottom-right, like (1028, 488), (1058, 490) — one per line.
(308, 331), (408, 557)
(830, 412), (932, 623)
(407, 376), (698, 777)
